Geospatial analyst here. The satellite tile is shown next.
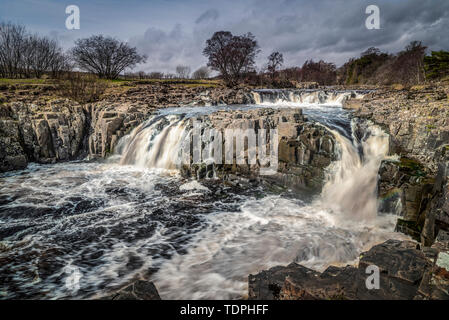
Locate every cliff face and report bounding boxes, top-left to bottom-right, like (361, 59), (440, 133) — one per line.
(352, 84), (449, 246)
(0, 84), (256, 173)
(0, 100), (162, 172)
(246, 84), (449, 301)
(0, 100), (88, 172)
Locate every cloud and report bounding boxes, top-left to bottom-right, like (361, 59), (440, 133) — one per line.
(122, 0), (449, 72)
(223, 0), (449, 66)
(129, 24), (208, 74)
(195, 9), (219, 24)
(7, 0), (447, 72)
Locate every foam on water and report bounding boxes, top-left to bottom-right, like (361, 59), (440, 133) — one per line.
(0, 89), (407, 300)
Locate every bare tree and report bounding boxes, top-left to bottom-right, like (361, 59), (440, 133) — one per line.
(71, 35), (146, 79)
(50, 52), (72, 78)
(148, 71), (164, 79)
(0, 22), (70, 79)
(175, 65), (191, 79)
(138, 71), (146, 79)
(203, 31), (260, 86)
(164, 73), (176, 79)
(391, 41), (427, 84)
(192, 66), (210, 79)
(267, 51), (284, 79)
(25, 35), (64, 78)
(0, 22), (27, 78)
(300, 60), (337, 85)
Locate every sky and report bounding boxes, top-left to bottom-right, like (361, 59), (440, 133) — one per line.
(1, 0), (448, 74)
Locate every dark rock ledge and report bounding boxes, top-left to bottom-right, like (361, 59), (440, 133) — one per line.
(100, 280), (161, 300)
(248, 233), (449, 300)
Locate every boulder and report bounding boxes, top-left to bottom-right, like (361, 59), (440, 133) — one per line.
(249, 239), (449, 300)
(102, 280), (161, 300)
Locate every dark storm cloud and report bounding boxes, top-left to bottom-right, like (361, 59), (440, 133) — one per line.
(219, 0), (449, 66)
(2, 0), (448, 72)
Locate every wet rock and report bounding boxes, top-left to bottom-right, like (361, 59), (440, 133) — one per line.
(0, 100), (87, 171)
(378, 158), (435, 242)
(249, 239), (449, 300)
(86, 102), (152, 158)
(0, 119), (28, 171)
(248, 263), (319, 300)
(208, 87), (255, 105)
(104, 280), (161, 300)
(356, 84), (449, 245)
(182, 108), (337, 193)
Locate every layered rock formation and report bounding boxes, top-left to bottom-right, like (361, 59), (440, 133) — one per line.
(0, 99), (156, 171)
(249, 233), (449, 300)
(86, 102), (154, 158)
(353, 84), (449, 246)
(248, 84), (449, 301)
(0, 83), (263, 172)
(0, 100), (88, 172)
(181, 108), (337, 192)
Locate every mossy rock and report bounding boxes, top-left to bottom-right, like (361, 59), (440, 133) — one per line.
(399, 157), (426, 177)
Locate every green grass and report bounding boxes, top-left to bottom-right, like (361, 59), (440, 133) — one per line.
(127, 78), (221, 85)
(0, 78), (49, 85)
(101, 78), (221, 89)
(0, 77), (222, 87)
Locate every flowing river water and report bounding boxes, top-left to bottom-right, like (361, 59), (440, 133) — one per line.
(0, 90), (406, 299)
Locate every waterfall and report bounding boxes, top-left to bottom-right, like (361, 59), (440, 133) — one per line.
(321, 121), (390, 221)
(118, 115), (188, 170)
(115, 90), (388, 224)
(251, 89), (362, 106)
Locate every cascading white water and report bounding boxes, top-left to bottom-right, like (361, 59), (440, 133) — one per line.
(115, 94), (390, 225)
(321, 122), (390, 222)
(152, 125), (405, 298)
(118, 115), (188, 170)
(0, 89), (407, 300)
(251, 89), (360, 107)
(124, 95), (406, 299)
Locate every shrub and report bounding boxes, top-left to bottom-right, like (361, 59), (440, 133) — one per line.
(56, 73), (107, 104)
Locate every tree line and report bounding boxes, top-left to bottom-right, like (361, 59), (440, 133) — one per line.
(203, 31), (449, 87)
(0, 22), (70, 78)
(0, 22), (211, 81)
(123, 65), (211, 80)
(1, 21), (448, 86)
(0, 22), (147, 80)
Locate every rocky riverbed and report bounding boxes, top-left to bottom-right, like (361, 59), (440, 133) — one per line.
(249, 83), (449, 300)
(1, 81), (448, 300)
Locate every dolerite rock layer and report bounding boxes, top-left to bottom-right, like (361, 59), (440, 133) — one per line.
(0, 84), (261, 172)
(249, 235), (449, 300)
(352, 84), (449, 246)
(180, 108), (337, 193)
